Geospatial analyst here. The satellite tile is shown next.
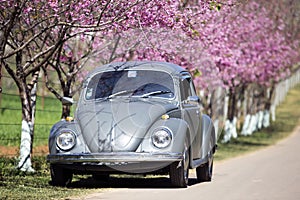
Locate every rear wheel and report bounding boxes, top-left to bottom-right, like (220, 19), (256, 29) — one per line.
(196, 154), (213, 182)
(197, 132), (215, 182)
(170, 138), (189, 188)
(50, 164), (73, 187)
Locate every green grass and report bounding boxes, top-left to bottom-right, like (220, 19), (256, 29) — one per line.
(0, 157), (97, 200)
(0, 94), (66, 146)
(0, 84), (299, 199)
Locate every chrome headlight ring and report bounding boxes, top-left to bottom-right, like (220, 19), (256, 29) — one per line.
(56, 130), (76, 151)
(151, 127), (173, 149)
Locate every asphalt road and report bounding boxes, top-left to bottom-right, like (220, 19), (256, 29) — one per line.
(72, 126), (300, 200)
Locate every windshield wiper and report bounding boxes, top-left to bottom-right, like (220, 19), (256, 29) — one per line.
(141, 90), (173, 98)
(107, 90), (134, 99)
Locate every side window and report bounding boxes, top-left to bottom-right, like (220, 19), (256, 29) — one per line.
(180, 72), (198, 102)
(180, 78), (193, 101)
(189, 79), (197, 96)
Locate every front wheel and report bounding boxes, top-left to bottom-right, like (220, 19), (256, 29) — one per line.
(50, 164), (73, 187)
(169, 138), (189, 188)
(92, 174), (110, 182)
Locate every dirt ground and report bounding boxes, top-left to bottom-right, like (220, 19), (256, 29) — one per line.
(0, 145), (49, 157)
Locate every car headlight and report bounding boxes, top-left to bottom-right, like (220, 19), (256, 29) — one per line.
(56, 131), (76, 151)
(151, 128), (172, 149)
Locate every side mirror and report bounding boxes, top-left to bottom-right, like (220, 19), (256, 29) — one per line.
(62, 97), (75, 106)
(187, 96), (201, 104)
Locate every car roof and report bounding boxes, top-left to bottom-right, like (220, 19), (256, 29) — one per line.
(86, 61), (188, 77)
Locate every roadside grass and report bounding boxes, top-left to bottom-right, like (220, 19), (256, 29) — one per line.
(0, 157), (98, 200)
(215, 83), (300, 161)
(0, 84), (299, 199)
(0, 94), (63, 146)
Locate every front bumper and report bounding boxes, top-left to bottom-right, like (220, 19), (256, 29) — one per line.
(47, 152), (183, 173)
(47, 152), (183, 163)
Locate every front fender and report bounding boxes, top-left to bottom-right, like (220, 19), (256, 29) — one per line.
(138, 118), (189, 153)
(48, 120), (89, 154)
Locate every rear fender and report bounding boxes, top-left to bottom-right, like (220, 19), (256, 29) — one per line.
(201, 114), (216, 158)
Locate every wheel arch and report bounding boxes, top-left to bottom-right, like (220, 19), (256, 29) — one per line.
(201, 114), (216, 157)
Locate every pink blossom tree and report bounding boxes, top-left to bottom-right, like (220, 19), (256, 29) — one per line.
(116, 1), (299, 141)
(88, 1), (299, 142)
(0, 0), (72, 171)
(42, 0), (186, 119)
(195, 1), (299, 141)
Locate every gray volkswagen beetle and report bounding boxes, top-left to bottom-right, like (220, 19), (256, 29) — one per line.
(47, 61), (217, 188)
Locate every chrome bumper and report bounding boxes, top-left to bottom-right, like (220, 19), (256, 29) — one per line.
(47, 152), (183, 164)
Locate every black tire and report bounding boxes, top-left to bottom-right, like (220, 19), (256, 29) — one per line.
(169, 138), (189, 188)
(196, 155), (213, 182)
(50, 164), (73, 187)
(92, 174), (110, 182)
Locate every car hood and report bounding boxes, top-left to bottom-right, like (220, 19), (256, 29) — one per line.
(76, 99), (177, 152)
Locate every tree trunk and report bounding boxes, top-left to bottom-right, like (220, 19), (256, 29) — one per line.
(222, 87), (238, 143)
(241, 87), (248, 136)
(227, 87), (237, 122)
(61, 104), (71, 119)
(13, 51), (40, 172)
(17, 83), (35, 172)
(263, 84), (275, 127)
(61, 83), (72, 119)
(18, 120), (34, 172)
(17, 81), (38, 172)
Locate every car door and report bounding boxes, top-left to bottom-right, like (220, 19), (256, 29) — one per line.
(179, 73), (202, 159)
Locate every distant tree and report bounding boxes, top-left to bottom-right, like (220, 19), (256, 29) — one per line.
(196, 1), (299, 141)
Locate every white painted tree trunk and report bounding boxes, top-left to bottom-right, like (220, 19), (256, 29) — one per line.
(257, 110), (263, 130)
(262, 110), (270, 128)
(223, 95), (229, 123)
(232, 117), (238, 139)
(241, 114), (251, 136)
(222, 120), (231, 143)
(222, 117), (237, 143)
(241, 114), (258, 136)
(17, 83), (37, 172)
(17, 120), (35, 172)
(248, 114), (258, 135)
(271, 104), (276, 122)
(213, 119), (219, 141)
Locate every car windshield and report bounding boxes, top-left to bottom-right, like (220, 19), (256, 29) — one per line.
(85, 70), (175, 100)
